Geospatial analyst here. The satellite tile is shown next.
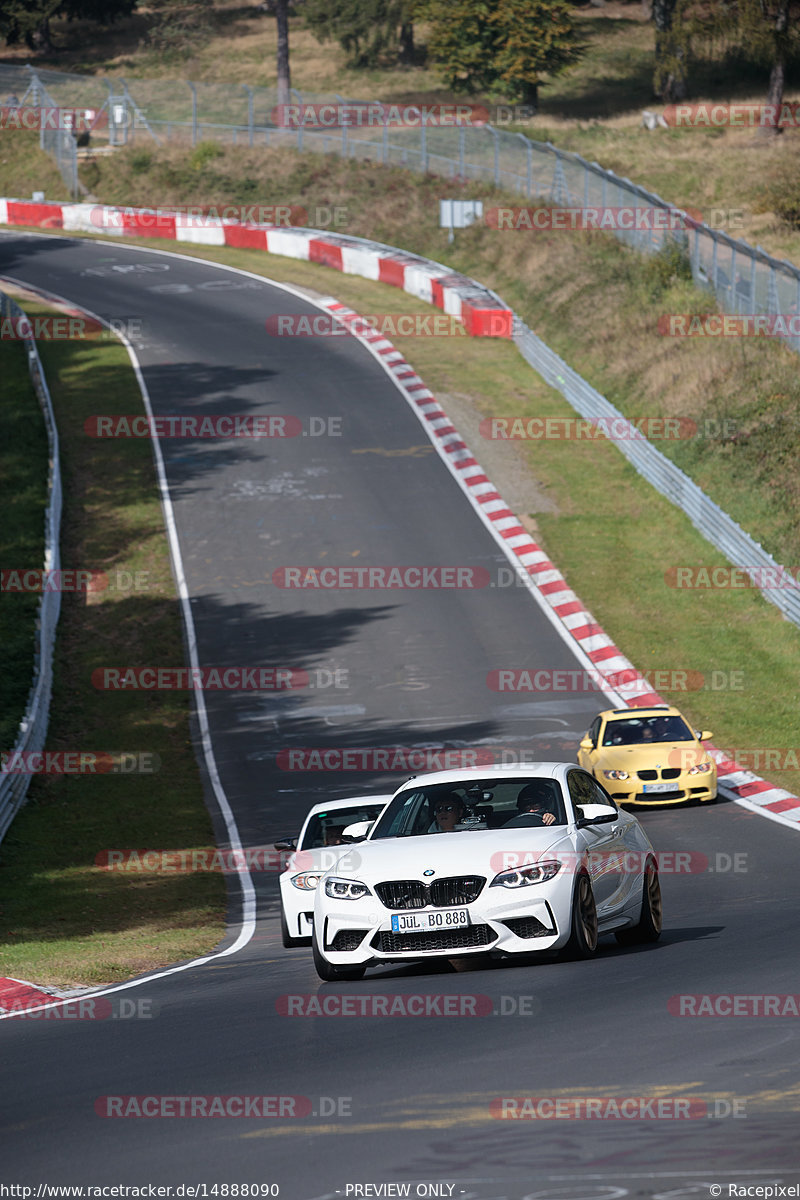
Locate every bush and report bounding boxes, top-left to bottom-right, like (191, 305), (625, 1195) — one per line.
(640, 238), (693, 298)
(754, 160), (800, 230)
(189, 141), (225, 171)
(129, 150), (153, 174)
(142, 0), (214, 63)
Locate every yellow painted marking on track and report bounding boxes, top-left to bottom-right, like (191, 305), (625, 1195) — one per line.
(240, 1082), (800, 1139)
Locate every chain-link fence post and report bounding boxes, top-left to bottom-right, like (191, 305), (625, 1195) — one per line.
(243, 84), (254, 147)
(188, 80), (197, 146)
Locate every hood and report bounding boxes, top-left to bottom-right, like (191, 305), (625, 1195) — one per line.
(330, 828), (573, 883)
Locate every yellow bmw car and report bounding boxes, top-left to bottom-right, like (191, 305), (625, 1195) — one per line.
(577, 705), (717, 807)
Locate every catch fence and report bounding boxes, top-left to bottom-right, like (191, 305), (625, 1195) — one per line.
(3, 63), (800, 352)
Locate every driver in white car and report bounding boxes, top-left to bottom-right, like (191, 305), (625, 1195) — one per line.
(515, 782), (557, 826)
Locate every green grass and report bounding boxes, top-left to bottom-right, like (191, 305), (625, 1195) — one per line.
(0, 300), (225, 988)
(0, 132), (66, 202)
(0, 331), (49, 749)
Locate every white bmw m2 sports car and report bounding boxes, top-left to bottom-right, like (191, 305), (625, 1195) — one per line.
(311, 765), (662, 980)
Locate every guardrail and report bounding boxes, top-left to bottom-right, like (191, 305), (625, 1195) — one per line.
(512, 318), (800, 628)
(0, 287), (63, 844)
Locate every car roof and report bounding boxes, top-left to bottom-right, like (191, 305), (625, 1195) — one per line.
(599, 706), (682, 720)
(301, 794), (394, 817)
(390, 763), (578, 792)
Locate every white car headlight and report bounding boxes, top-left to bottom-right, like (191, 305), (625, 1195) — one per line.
(688, 761), (713, 775)
(290, 872), (322, 891)
(490, 862), (561, 888)
(324, 876), (371, 900)
(603, 769), (629, 780)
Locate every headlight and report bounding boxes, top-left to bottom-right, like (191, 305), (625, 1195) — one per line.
(290, 872), (322, 891)
(603, 769), (629, 781)
(490, 862), (561, 888)
(324, 876), (371, 900)
(688, 761), (713, 775)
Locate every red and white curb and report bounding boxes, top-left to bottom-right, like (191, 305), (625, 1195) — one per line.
(1, 207), (798, 830)
(0, 976), (66, 1013)
(0, 197), (512, 338)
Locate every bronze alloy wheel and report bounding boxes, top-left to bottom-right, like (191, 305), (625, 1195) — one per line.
(563, 872), (599, 959)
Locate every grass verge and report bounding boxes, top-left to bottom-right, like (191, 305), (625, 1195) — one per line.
(0, 328), (49, 749)
(0, 132), (66, 202)
(0, 299), (225, 988)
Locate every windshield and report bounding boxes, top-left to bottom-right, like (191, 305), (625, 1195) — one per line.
(370, 778), (566, 840)
(602, 715), (695, 746)
(300, 803), (387, 849)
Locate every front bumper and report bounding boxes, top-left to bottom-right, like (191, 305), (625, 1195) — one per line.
(603, 774), (717, 807)
(315, 884), (572, 965)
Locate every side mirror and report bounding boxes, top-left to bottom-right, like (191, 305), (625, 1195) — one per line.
(340, 820), (372, 844)
(698, 730), (713, 742)
(273, 836), (298, 851)
(576, 803), (618, 827)
(579, 737), (593, 752)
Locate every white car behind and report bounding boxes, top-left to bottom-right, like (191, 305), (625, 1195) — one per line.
(275, 795), (393, 947)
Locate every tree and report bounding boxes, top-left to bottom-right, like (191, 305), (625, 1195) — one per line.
(0, 0), (136, 51)
(652, 0), (687, 102)
(0, 0), (62, 51)
(492, 0), (583, 106)
(653, 0), (800, 131)
(275, 0), (291, 106)
(303, 0), (416, 68)
(736, 0), (798, 137)
(419, 0), (582, 105)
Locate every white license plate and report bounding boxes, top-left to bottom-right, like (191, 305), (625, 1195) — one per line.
(391, 909), (470, 932)
(642, 782), (677, 794)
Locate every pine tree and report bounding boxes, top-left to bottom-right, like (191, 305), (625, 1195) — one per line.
(0, 0), (136, 51)
(418, 0), (582, 104)
(303, 0), (415, 68)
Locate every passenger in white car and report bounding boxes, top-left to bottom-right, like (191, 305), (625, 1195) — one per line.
(431, 792), (467, 832)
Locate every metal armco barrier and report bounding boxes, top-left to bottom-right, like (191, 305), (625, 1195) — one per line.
(0, 288), (63, 843)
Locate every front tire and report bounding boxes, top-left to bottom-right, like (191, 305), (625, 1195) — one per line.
(562, 872), (598, 959)
(312, 932), (367, 982)
(615, 860), (662, 945)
